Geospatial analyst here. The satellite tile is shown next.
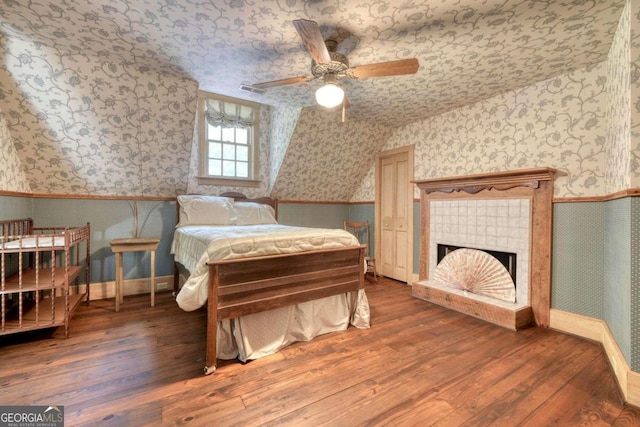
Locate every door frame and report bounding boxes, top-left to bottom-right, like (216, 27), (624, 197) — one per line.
(375, 145), (415, 283)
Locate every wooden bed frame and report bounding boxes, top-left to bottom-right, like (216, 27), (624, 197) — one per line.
(172, 192), (366, 375)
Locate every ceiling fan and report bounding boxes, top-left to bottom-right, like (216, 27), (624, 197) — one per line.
(252, 19), (420, 114)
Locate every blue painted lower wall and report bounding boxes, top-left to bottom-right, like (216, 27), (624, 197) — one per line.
(0, 196), (176, 283)
(0, 195), (31, 219)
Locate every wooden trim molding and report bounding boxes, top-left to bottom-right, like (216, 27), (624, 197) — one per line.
(412, 167), (561, 195)
(554, 188), (640, 203)
(79, 274), (174, 301)
(550, 308), (640, 407)
(3, 187), (640, 205)
(278, 199), (352, 204)
(413, 167), (561, 328)
(0, 190), (175, 201)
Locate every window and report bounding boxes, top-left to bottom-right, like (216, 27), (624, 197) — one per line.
(197, 92), (260, 186)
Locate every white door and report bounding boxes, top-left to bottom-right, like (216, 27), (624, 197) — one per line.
(376, 146), (414, 282)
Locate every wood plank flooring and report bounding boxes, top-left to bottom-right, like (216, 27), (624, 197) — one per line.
(1, 277), (639, 426)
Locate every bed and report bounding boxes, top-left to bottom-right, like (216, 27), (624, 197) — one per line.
(171, 193), (369, 374)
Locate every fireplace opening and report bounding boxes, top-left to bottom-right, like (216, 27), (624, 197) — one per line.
(437, 244), (517, 285)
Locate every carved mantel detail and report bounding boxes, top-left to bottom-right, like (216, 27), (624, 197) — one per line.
(413, 167), (559, 195)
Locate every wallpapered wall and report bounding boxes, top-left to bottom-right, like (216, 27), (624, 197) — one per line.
(631, 1), (640, 188)
(607, 1), (631, 194)
(268, 106), (302, 195)
(0, 195), (31, 220)
(631, 198), (640, 371)
(0, 34), (198, 197)
(0, 104), (30, 193)
(604, 0), (633, 370)
(354, 61), (609, 201)
(0, 27), (394, 203)
(271, 108), (393, 201)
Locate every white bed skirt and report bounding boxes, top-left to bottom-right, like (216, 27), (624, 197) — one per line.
(217, 289), (370, 362)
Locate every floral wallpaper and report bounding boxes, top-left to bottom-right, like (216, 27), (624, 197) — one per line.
(271, 108), (393, 201)
(0, 34), (197, 197)
(0, 0), (634, 200)
(351, 165), (377, 203)
(268, 106), (301, 194)
(0, 1), (626, 128)
(631, 0), (640, 188)
(0, 105), (30, 193)
(354, 61), (609, 200)
(607, 0), (631, 195)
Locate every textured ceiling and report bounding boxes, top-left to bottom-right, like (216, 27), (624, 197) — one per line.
(0, 0), (626, 127)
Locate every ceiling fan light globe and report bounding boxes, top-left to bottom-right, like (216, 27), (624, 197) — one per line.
(315, 83), (344, 108)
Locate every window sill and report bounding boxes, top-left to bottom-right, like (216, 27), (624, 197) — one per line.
(196, 177), (261, 187)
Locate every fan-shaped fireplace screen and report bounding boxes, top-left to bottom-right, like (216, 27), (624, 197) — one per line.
(435, 245), (517, 303)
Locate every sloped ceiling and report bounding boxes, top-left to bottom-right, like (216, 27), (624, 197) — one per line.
(0, 33), (197, 196)
(271, 107), (393, 201)
(0, 0), (628, 199)
(0, 0), (625, 127)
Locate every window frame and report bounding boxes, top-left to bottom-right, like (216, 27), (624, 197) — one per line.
(197, 91), (261, 187)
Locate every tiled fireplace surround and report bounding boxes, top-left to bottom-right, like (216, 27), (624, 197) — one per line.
(412, 168), (560, 330)
(429, 198), (530, 306)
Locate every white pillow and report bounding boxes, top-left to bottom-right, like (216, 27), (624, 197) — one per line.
(232, 201), (278, 225)
(177, 195), (235, 226)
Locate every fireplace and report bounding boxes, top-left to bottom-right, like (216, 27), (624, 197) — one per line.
(429, 197), (530, 306)
(412, 168), (560, 329)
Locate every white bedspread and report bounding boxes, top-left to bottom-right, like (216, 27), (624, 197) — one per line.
(171, 224), (370, 362)
(172, 224), (361, 311)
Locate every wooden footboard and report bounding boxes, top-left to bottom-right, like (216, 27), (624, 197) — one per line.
(204, 245), (366, 374)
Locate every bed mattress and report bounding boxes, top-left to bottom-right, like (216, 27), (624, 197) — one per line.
(1, 236), (66, 249)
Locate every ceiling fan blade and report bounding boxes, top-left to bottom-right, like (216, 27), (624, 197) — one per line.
(252, 76), (310, 89)
(293, 19), (331, 64)
(349, 58), (419, 79)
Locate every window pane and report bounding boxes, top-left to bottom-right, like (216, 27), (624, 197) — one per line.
(209, 142), (222, 159)
(208, 124), (221, 140)
(222, 144), (235, 160)
(236, 161), (248, 178)
(237, 145), (248, 161)
(208, 159), (221, 176)
(199, 95), (258, 180)
(236, 128), (248, 144)
(222, 127), (235, 142)
(222, 160), (235, 176)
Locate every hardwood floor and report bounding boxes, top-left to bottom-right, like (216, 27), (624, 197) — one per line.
(1, 278), (639, 426)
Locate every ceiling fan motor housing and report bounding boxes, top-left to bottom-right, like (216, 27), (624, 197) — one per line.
(311, 40), (349, 78)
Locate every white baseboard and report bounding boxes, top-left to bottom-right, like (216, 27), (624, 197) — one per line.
(550, 308), (640, 407)
(74, 275), (175, 301)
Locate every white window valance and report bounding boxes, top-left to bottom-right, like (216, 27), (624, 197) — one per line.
(205, 99), (255, 128)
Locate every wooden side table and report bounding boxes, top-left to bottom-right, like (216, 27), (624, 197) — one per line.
(109, 237), (160, 312)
